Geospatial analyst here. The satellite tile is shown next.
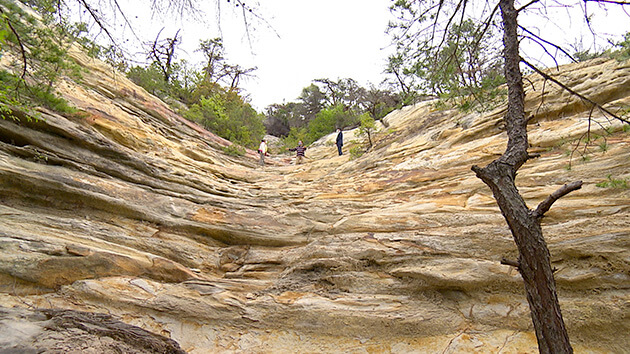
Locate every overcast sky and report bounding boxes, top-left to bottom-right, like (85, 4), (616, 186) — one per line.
(82, 0), (629, 112)
(222, 0), (395, 110)
(97, 0), (394, 110)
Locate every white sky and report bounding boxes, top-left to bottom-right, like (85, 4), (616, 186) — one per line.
(222, 0), (395, 110)
(74, 0), (629, 112)
(98, 0), (395, 111)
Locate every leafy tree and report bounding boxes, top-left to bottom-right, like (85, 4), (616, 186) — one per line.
(384, 53), (418, 105)
(264, 99), (317, 137)
(127, 62), (169, 97)
(0, 0), (81, 115)
(167, 59), (203, 104)
(196, 38), (256, 93)
(306, 104), (357, 144)
(314, 78), (366, 110)
(610, 31), (630, 61)
(298, 83), (325, 122)
(362, 85), (402, 120)
(267, 79), (401, 146)
(264, 103), (297, 137)
(357, 112), (376, 149)
(388, 15), (504, 109)
(282, 126), (308, 150)
(184, 89), (264, 148)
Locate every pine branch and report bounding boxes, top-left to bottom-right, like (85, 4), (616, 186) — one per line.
(0, 7), (28, 81)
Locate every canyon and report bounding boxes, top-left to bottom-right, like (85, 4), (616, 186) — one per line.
(0, 47), (629, 353)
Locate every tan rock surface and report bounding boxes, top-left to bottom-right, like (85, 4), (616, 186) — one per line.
(1, 48), (629, 353)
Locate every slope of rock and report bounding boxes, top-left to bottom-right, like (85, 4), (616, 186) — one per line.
(1, 44), (629, 353)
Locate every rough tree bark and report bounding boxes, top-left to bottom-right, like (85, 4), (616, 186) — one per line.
(471, 0), (578, 352)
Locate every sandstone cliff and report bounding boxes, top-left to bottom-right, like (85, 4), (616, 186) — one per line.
(0, 46), (629, 353)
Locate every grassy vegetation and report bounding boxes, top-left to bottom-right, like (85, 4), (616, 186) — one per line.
(596, 174), (629, 189)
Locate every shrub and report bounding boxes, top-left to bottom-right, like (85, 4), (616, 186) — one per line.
(221, 144), (246, 157)
(596, 174), (629, 189)
(184, 90), (265, 149)
(349, 145), (364, 160)
(282, 127), (308, 151)
(306, 104), (358, 144)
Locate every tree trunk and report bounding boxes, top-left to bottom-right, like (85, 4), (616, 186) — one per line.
(471, 0), (573, 352)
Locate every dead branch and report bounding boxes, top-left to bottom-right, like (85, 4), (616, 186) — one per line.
(521, 58), (630, 125)
(110, 0), (140, 42)
(531, 181), (583, 219)
(501, 258), (520, 268)
(77, 0), (116, 44)
(472, 3), (500, 51)
(434, 0), (469, 51)
(527, 152), (541, 159)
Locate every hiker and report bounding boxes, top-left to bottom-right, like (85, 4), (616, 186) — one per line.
(258, 139), (268, 166)
(288, 141), (307, 164)
(335, 128), (343, 156)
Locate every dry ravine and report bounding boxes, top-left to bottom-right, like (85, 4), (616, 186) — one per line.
(1, 47), (629, 353)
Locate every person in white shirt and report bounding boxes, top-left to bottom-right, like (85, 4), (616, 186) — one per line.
(258, 139), (268, 166)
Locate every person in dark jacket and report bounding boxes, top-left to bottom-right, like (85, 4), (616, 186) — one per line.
(288, 141), (307, 164)
(335, 128), (343, 156)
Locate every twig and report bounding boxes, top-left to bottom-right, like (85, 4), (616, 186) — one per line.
(519, 25), (577, 64)
(77, 0), (116, 44)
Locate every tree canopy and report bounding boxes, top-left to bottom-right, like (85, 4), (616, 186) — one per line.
(263, 78), (401, 146)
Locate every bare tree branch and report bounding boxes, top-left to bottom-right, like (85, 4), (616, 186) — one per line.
(519, 25), (577, 64)
(77, 0), (116, 44)
(472, 3), (500, 51)
(516, 0), (542, 12)
(110, 0), (141, 42)
(501, 257), (520, 268)
(434, 0), (468, 51)
(521, 58), (630, 125)
(531, 181), (583, 219)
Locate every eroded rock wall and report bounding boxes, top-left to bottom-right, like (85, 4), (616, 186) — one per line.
(1, 46), (629, 353)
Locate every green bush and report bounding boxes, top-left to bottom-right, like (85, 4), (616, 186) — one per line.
(127, 64), (168, 97)
(349, 145), (364, 160)
(184, 90), (265, 149)
(0, 70), (74, 118)
(282, 126), (308, 151)
(221, 144), (246, 157)
(610, 32), (630, 61)
(596, 174), (629, 189)
(306, 104), (358, 144)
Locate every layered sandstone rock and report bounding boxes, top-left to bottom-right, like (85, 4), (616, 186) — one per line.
(1, 46), (628, 353)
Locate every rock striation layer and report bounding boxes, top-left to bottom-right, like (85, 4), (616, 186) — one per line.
(1, 46), (629, 353)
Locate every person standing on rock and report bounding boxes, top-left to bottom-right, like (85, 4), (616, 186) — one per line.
(258, 139), (268, 166)
(288, 141), (307, 165)
(335, 128), (343, 156)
